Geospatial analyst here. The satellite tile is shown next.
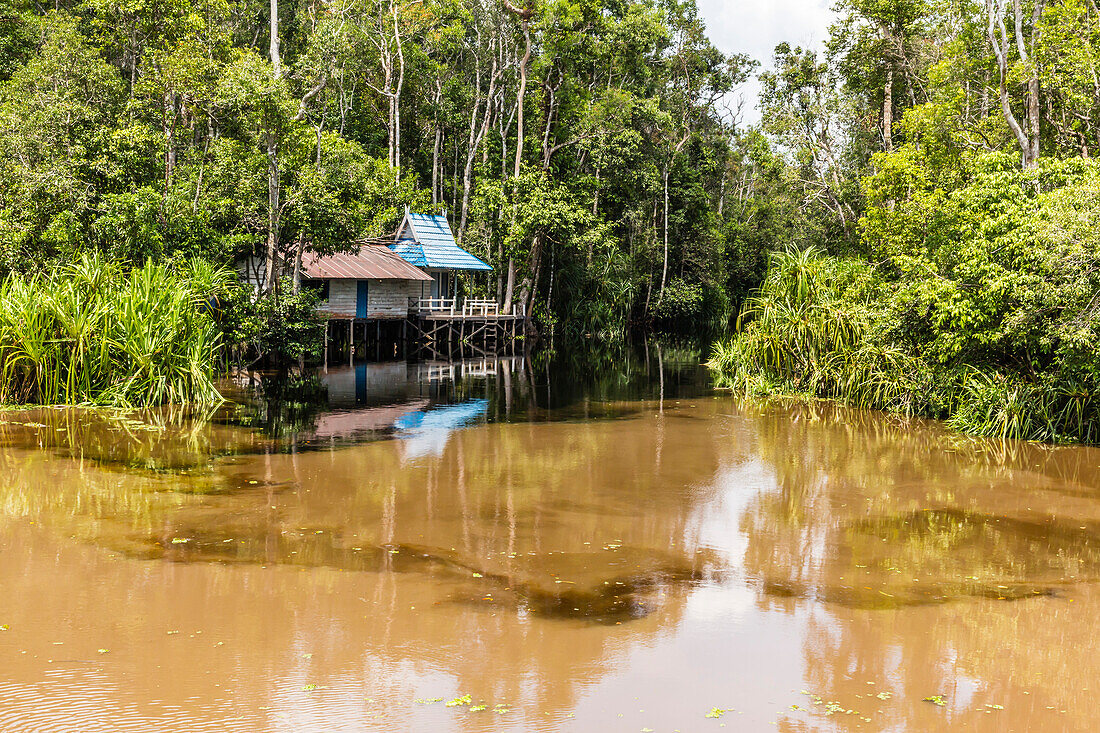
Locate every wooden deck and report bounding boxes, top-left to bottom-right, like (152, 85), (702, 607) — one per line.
(320, 298), (528, 365)
(407, 299), (527, 358)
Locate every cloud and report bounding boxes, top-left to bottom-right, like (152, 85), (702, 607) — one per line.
(695, 0), (835, 124)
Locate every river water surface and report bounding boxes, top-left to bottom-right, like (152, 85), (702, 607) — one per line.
(1, 346), (1099, 732)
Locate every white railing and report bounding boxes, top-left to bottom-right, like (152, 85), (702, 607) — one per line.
(462, 299), (499, 317)
(461, 358), (498, 378)
(414, 297), (526, 318)
(417, 297), (457, 314)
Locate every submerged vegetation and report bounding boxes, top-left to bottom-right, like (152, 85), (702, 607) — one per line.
(0, 255), (229, 406)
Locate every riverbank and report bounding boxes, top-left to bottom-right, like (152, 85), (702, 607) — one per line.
(709, 155), (1100, 445)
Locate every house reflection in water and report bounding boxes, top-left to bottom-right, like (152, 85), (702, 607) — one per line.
(302, 356), (520, 447)
(392, 399), (489, 459)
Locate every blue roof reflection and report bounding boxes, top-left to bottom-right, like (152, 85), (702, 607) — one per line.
(393, 399), (489, 458)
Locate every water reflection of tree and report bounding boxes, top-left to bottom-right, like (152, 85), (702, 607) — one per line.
(737, 399), (1100, 731)
(0, 399), (736, 725)
(0, 405), (265, 473)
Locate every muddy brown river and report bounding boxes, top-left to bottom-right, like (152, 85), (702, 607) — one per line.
(1, 350), (1099, 731)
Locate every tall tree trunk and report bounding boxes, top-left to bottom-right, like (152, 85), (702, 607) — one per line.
(459, 56), (498, 243)
(503, 258), (516, 314)
(163, 91), (176, 218)
(525, 232), (542, 320)
(263, 132), (280, 294)
(658, 166), (670, 305)
(431, 82), (442, 205)
(502, 1), (534, 316)
(987, 0), (1043, 167)
(883, 67), (894, 151)
(657, 135), (689, 306)
(292, 233), (306, 293)
(263, 0), (281, 294)
(270, 0), (281, 77)
(512, 20), (531, 179)
(1024, 0), (1042, 163)
(392, 0), (405, 183)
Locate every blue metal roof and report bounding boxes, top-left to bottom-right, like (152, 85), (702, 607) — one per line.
(389, 212), (493, 272)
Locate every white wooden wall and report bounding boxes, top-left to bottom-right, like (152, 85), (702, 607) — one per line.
(319, 279), (425, 319)
(324, 280), (357, 317)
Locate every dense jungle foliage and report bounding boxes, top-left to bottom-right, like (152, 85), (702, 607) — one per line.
(4, 0), (1100, 425)
(0, 0), (765, 344)
(713, 0), (1100, 443)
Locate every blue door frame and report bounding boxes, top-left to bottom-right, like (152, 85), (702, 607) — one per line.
(356, 280), (369, 318)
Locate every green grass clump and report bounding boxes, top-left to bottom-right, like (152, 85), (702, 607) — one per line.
(0, 254), (229, 407)
(709, 246), (1100, 444)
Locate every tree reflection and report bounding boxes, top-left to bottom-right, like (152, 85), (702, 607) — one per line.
(737, 398), (1100, 730)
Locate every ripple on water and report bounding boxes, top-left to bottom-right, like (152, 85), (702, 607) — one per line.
(0, 669), (258, 733)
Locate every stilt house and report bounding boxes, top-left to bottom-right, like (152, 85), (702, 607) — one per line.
(240, 211), (521, 361)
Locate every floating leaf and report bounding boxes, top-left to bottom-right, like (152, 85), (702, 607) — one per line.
(705, 707), (727, 719)
(446, 694), (472, 708)
(923, 695), (946, 707)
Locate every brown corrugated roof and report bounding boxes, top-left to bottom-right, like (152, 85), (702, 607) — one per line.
(302, 245), (431, 281)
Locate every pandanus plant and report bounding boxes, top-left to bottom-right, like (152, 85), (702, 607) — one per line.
(0, 254), (230, 407)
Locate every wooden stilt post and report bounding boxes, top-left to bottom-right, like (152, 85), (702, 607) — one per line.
(348, 320), (354, 366)
(323, 319), (329, 373)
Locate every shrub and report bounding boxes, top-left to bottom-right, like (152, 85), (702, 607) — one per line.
(0, 253), (228, 406)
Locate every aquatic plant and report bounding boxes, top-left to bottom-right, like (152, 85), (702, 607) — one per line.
(0, 254), (229, 407)
(708, 247), (926, 412)
(709, 242), (1100, 444)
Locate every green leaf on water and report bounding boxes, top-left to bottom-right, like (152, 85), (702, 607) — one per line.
(97, 648), (109, 654)
(302, 684), (317, 691)
(922, 695), (946, 707)
(0, 624), (9, 631)
(706, 707), (727, 719)
(446, 694), (472, 707)
(470, 705), (487, 712)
